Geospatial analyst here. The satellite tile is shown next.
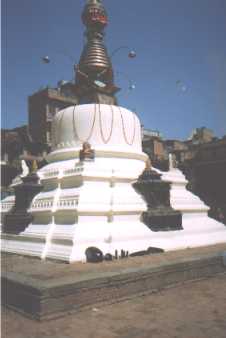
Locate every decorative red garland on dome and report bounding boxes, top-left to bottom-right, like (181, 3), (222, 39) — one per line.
(118, 107), (136, 146)
(99, 104), (114, 144)
(72, 105), (96, 143)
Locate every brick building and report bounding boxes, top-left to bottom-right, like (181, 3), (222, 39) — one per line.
(29, 81), (78, 145)
(141, 128), (168, 169)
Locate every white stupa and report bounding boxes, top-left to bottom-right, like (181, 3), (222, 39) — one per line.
(1, 0), (226, 262)
(2, 107), (226, 262)
(2, 104), (153, 262)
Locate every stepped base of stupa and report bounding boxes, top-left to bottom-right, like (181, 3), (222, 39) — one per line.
(2, 165), (226, 263)
(1, 157), (152, 263)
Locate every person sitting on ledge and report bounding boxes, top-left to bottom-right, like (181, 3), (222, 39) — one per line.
(79, 142), (95, 162)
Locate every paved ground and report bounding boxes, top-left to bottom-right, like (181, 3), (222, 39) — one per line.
(2, 273), (226, 338)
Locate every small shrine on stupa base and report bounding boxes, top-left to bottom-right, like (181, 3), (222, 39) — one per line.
(1, 0), (226, 263)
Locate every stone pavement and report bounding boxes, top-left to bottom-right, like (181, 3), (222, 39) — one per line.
(2, 274), (226, 338)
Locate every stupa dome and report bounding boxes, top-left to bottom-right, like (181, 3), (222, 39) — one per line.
(51, 104), (143, 154)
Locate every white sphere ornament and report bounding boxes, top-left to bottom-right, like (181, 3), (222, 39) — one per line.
(128, 50), (136, 58)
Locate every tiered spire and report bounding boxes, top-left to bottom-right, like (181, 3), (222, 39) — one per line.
(75, 0), (119, 104)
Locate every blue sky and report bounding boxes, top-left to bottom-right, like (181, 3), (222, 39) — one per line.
(2, 0), (226, 140)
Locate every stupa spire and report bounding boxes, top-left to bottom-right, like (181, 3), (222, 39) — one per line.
(75, 0), (119, 105)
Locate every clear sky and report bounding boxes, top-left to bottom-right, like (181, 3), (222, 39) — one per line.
(2, 0), (226, 140)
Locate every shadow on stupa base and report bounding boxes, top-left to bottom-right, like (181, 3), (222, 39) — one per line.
(142, 209), (183, 232)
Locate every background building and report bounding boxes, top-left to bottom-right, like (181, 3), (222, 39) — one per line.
(28, 81), (78, 145)
(142, 128), (168, 169)
(188, 127), (215, 144)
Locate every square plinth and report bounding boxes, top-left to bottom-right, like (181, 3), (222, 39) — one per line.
(2, 244), (226, 321)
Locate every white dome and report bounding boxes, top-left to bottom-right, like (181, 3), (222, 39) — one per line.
(51, 104), (143, 153)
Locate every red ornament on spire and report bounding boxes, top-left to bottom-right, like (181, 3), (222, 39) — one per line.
(82, 0), (108, 30)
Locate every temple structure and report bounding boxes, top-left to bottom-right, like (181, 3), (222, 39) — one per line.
(1, 0), (226, 262)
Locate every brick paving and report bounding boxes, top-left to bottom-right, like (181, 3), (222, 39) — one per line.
(2, 274), (226, 338)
